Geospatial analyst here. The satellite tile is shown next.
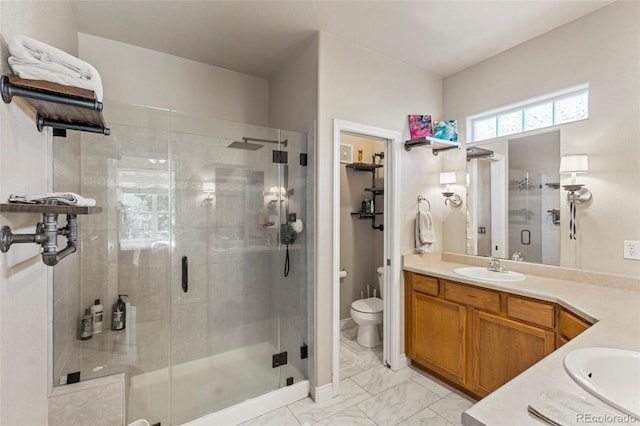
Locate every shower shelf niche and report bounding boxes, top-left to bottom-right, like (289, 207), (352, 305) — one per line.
(1, 74), (110, 135)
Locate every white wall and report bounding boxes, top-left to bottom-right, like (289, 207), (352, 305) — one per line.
(443, 1), (640, 277)
(269, 35), (318, 132)
(0, 1), (79, 424)
(79, 33), (270, 126)
(316, 31), (443, 386)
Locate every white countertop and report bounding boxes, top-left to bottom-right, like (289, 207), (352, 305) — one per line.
(403, 257), (640, 426)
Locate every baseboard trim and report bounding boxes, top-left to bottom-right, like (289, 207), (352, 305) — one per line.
(311, 383), (333, 403)
(399, 354), (411, 369)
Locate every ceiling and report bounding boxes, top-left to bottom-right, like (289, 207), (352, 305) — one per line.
(70, 1), (612, 79)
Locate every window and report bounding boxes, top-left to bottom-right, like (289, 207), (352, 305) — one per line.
(117, 159), (171, 251)
(469, 86), (588, 142)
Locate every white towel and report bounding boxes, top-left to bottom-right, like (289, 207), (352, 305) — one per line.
(8, 35), (103, 101)
(528, 387), (628, 426)
(415, 211), (436, 253)
(8, 192), (96, 207)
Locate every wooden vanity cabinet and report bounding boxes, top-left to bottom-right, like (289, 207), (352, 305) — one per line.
(471, 309), (555, 397)
(405, 271), (587, 400)
(412, 292), (467, 384)
(557, 308), (591, 347)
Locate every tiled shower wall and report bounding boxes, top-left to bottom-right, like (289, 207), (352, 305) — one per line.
(52, 103), (309, 423)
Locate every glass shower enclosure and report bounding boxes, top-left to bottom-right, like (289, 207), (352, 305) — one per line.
(52, 101), (310, 425)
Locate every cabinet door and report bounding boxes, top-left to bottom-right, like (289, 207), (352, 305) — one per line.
(412, 292), (466, 384)
(472, 310), (555, 397)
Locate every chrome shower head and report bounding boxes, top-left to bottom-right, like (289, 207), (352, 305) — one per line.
(227, 140), (264, 151)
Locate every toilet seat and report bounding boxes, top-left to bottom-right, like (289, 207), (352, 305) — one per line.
(351, 297), (383, 314)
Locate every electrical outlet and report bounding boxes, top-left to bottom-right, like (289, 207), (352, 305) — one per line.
(623, 240), (640, 260)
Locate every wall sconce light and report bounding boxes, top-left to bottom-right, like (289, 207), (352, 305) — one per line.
(559, 155), (591, 203)
(440, 172), (462, 207)
(268, 186), (287, 198)
(202, 182), (215, 205)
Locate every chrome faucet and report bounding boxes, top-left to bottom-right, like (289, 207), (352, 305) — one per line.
(487, 257), (507, 272)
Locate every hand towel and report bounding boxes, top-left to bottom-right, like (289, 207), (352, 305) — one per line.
(9, 192), (96, 207)
(528, 387), (629, 426)
(8, 35), (103, 101)
(415, 211), (436, 253)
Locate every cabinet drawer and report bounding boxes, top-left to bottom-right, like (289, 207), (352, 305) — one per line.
(444, 281), (500, 313)
(412, 274), (439, 296)
(506, 296), (555, 328)
(559, 310), (590, 340)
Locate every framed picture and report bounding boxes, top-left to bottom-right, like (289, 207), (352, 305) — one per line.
(433, 120), (459, 142)
(340, 143), (354, 163)
(408, 115), (432, 139)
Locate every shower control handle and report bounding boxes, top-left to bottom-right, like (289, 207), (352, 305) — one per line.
(182, 256), (188, 293)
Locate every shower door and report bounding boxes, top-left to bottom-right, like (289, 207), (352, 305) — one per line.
(69, 101), (308, 426)
(168, 112), (308, 425)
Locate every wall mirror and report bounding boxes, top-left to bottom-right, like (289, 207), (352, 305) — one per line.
(465, 130), (560, 265)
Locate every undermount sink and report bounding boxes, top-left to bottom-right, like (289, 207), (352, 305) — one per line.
(453, 267), (526, 282)
(564, 347), (640, 418)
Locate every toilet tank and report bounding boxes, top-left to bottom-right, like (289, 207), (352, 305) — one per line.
(377, 266), (384, 299)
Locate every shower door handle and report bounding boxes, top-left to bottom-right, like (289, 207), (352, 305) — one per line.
(181, 256), (188, 293)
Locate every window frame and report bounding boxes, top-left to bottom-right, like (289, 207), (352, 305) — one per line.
(467, 84), (589, 143)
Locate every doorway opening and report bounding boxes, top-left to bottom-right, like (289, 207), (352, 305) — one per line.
(332, 120), (402, 397)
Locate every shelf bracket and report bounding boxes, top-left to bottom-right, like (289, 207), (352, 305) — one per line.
(432, 145), (461, 156)
(0, 213), (78, 266)
(36, 114), (110, 135)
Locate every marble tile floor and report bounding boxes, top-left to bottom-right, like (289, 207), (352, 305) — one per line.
(241, 323), (476, 426)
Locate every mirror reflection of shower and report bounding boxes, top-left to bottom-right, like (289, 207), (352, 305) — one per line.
(514, 173), (532, 191)
(465, 130), (561, 266)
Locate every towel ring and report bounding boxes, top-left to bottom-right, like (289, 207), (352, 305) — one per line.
(417, 196), (431, 212)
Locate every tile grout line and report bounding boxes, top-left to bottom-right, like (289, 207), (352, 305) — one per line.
(286, 406), (302, 425)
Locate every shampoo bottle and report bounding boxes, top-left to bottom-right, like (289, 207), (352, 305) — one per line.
(111, 294), (128, 331)
(79, 308), (93, 340)
(91, 299), (104, 334)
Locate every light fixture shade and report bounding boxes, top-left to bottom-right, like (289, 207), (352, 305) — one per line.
(269, 186), (287, 195)
(559, 155), (589, 174)
(202, 182), (216, 193)
(440, 172), (457, 185)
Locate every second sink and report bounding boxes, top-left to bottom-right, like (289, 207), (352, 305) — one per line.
(564, 347), (640, 418)
(453, 267), (526, 282)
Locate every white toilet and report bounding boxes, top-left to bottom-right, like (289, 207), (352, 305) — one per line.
(350, 266), (384, 348)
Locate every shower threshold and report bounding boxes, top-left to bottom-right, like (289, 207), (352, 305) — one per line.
(128, 341), (308, 425)
(182, 379), (309, 426)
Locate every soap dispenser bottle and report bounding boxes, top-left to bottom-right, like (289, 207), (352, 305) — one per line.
(111, 294), (128, 331)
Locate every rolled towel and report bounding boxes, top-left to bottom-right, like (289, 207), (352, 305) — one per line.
(9, 192), (96, 207)
(8, 35), (103, 101)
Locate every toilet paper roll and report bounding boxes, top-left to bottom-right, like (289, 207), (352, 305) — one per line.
(339, 269), (347, 279)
